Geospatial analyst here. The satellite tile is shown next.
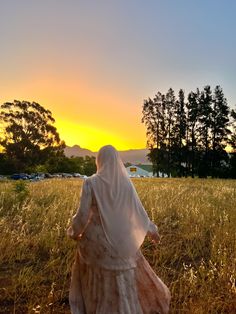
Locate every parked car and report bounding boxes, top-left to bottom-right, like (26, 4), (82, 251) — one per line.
(28, 173), (44, 181)
(10, 173), (29, 180)
(51, 173), (62, 178)
(43, 173), (52, 178)
(73, 173), (83, 178)
(61, 173), (73, 178)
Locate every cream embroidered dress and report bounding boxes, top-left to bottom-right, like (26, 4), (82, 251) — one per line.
(68, 146), (171, 314)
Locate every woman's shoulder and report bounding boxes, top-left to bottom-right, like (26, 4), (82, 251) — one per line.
(85, 174), (98, 185)
(83, 175), (92, 182)
(82, 175), (97, 191)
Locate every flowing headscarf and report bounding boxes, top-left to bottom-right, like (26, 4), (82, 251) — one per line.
(89, 145), (150, 258)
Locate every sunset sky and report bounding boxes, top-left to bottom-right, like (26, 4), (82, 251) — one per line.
(0, 1), (236, 151)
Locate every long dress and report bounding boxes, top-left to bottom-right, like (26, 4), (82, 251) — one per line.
(68, 180), (171, 314)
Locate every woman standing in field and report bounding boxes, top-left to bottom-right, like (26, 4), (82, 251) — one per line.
(67, 145), (170, 314)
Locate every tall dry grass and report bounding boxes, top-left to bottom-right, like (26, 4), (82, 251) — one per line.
(0, 178), (235, 313)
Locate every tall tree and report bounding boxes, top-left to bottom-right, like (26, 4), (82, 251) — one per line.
(211, 86), (231, 177)
(164, 88), (176, 176)
(0, 100), (65, 172)
(142, 92), (168, 176)
(172, 89), (187, 176)
(142, 85), (233, 178)
(186, 89), (200, 178)
(142, 89), (177, 177)
(229, 109), (236, 151)
(197, 86), (213, 177)
(229, 109), (236, 178)
(142, 97), (158, 149)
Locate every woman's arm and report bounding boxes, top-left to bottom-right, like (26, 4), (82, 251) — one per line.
(67, 179), (93, 240)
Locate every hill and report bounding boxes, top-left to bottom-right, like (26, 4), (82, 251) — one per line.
(64, 145), (150, 164)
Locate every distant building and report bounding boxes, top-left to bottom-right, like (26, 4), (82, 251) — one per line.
(126, 164), (153, 177)
(125, 164), (168, 177)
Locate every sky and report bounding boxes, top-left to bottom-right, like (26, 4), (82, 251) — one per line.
(0, 0), (236, 151)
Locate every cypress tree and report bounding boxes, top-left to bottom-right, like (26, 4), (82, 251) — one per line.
(198, 86), (213, 177)
(173, 89), (187, 176)
(211, 86), (231, 177)
(186, 89), (200, 178)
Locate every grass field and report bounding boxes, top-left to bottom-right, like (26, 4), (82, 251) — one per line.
(0, 178), (236, 314)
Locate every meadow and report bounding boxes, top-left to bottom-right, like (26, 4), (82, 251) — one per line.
(0, 178), (235, 314)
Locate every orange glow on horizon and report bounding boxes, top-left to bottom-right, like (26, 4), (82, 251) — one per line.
(0, 73), (147, 152)
(55, 119), (146, 151)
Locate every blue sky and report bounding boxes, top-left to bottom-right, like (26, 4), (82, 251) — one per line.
(0, 0), (235, 149)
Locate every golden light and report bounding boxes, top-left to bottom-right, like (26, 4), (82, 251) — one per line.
(55, 119), (135, 151)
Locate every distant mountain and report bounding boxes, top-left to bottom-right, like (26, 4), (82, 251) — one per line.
(64, 145), (96, 158)
(64, 145), (150, 164)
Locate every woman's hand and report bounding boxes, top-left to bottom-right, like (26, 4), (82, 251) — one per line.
(67, 226), (79, 241)
(147, 221), (160, 244)
(148, 230), (161, 244)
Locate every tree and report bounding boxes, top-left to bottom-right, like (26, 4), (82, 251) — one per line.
(142, 93), (165, 176)
(197, 85), (213, 177)
(186, 89), (200, 177)
(0, 153), (15, 175)
(0, 100), (65, 172)
(211, 86), (231, 177)
(142, 91), (172, 176)
(229, 109), (236, 178)
(172, 89), (187, 176)
(142, 85), (233, 178)
(83, 156), (96, 176)
(164, 88), (176, 177)
(142, 97), (157, 149)
(229, 109), (236, 151)
(147, 147), (169, 177)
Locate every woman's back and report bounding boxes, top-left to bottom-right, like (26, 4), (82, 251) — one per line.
(68, 145), (170, 314)
(78, 188), (138, 270)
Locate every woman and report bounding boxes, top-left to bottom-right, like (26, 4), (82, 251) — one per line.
(67, 145), (170, 314)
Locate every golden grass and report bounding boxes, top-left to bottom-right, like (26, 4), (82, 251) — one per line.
(0, 178), (236, 313)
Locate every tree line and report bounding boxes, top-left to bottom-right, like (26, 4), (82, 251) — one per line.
(142, 85), (236, 178)
(0, 100), (96, 176)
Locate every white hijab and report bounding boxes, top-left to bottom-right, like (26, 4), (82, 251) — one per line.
(89, 145), (150, 258)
